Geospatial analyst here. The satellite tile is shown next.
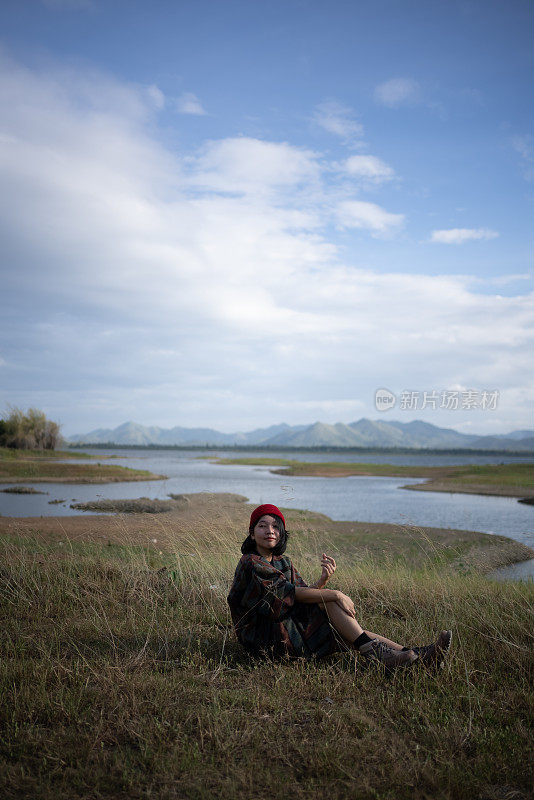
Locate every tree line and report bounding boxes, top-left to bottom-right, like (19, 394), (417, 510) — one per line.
(0, 407), (61, 450)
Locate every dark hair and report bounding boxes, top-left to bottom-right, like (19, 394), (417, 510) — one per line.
(241, 513), (289, 556)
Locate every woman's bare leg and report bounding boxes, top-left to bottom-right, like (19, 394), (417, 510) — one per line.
(323, 603), (405, 649)
(322, 600), (364, 642)
(323, 601), (417, 667)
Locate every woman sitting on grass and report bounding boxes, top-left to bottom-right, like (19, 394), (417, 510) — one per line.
(228, 504), (452, 670)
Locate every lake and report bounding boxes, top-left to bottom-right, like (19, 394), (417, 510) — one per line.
(1, 448), (533, 578)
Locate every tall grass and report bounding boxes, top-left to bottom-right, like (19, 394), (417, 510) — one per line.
(1, 516), (533, 800)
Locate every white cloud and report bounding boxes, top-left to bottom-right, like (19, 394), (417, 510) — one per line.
(480, 273), (532, 287)
(313, 101), (363, 140)
(512, 134), (533, 161)
(374, 78), (420, 108)
(190, 137), (321, 197)
(336, 200), (404, 236)
(511, 134), (534, 181)
(0, 53), (531, 433)
(175, 92), (207, 115)
(146, 84), (165, 110)
(430, 228), (499, 244)
(344, 155), (394, 183)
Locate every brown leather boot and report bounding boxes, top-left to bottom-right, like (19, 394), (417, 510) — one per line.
(412, 630), (452, 669)
(359, 639), (418, 669)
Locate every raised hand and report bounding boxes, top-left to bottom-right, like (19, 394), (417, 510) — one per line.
(313, 553), (336, 588)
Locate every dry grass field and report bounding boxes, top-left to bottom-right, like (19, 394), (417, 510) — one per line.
(1, 494), (533, 799)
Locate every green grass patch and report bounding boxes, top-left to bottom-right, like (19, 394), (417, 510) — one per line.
(0, 447), (94, 461)
(214, 456), (440, 476)
(1, 518), (533, 800)
(0, 451), (166, 484)
(213, 457), (534, 497)
(431, 462), (534, 489)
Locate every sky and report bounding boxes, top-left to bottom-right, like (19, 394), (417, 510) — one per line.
(0, 0), (533, 437)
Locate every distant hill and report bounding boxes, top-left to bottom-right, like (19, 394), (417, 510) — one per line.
(68, 419), (534, 451)
(68, 421), (303, 447)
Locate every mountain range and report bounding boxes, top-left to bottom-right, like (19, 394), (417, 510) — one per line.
(68, 419), (534, 450)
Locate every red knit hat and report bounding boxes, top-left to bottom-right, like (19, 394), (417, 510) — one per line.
(249, 503), (286, 530)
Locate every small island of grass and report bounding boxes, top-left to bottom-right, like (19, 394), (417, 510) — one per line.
(0, 447), (166, 484)
(213, 456), (534, 498)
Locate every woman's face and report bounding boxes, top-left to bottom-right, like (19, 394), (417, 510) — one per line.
(251, 515), (280, 558)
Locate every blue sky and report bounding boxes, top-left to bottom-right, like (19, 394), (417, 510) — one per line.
(0, 0), (533, 436)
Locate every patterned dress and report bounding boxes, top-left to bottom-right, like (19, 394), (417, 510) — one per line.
(227, 553), (341, 659)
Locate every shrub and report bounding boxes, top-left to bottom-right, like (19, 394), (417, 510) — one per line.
(0, 406), (61, 450)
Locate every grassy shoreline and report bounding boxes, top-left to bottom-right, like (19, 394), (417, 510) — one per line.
(0, 447), (166, 484)
(0, 447), (96, 460)
(214, 457), (534, 498)
(1, 493), (532, 574)
(1, 494), (533, 800)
